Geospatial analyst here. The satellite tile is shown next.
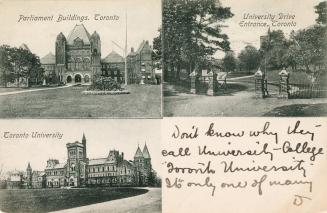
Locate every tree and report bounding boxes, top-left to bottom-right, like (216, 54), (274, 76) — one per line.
(163, 0), (233, 82)
(315, 1), (327, 25)
(0, 45), (43, 87)
(260, 30), (289, 69)
(289, 25), (327, 72)
(152, 28), (162, 68)
(238, 45), (261, 72)
(222, 52), (237, 72)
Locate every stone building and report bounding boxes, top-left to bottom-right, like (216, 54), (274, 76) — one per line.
(40, 24), (155, 85)
(127, 40), (154, 84)
(6, 170), (24, 189)
(101, 51), (125, 83)
(14, 134), (156, 189)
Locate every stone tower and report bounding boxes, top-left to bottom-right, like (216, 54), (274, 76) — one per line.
(142, 143), (152, 185)
(26, 162), (32, 188)
(66, 135), (87, 187)
(134, 145), (144, 186)
(82, 133), (87, 160)
(90, 31), (101, 77)
(55, 32), (67, 82)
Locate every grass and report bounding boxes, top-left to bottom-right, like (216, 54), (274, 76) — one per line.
(0, 187), (148, 213)
(263, 103), (327, 116)
(0, 84), (161, 118)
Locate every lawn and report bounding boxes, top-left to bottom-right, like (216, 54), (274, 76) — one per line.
(0, 84), (161, 118)
(0, 187), (148, 213)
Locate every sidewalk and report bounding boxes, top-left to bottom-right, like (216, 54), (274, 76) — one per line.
(0, 85), (73, 96)
(49, 188), (161, 213)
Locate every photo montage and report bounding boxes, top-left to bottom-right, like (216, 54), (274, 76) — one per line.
(0, 0), (162, 118)
(0, 119), (162, 212)
(162, 0), (327, 117)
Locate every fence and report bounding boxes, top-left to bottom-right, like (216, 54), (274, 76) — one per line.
(288, 82), (327, 99)
(255, 69), (327, 99)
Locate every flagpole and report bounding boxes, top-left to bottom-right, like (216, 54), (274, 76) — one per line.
(124, 11), (128, 86)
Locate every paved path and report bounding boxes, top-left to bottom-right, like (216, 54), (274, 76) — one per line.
(0, 85), (73, 96)
(164, 81), (327, 116)
(227, 74), (254, 81)
(50, 188), (161, 213)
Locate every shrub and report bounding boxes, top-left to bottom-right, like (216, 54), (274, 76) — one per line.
(88, 76), (123, 91)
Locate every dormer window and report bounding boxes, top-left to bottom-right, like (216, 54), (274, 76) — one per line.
(74, 37), (84, 47)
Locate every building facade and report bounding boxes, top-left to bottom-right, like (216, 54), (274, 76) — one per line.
(40, 24), (155, 85)
(18, 134), (155, 189)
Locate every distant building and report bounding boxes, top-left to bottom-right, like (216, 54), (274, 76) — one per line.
(40, 24), (155, 85)
(8, 134), (157, 189)
(6, 170), (25, 189)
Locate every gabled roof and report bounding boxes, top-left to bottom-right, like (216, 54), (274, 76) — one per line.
(40, 52), (55, 64)
(102, 51), (124, 63)
(134, 146), (143, 158)
(89, 158), (107, 166)
(20, 43), (30, 52)
(67, 24), (91, 45)
(142, 144), (151, 159)
(136, 40), (152, 54)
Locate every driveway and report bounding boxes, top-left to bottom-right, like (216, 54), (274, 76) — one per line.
(49, 187), (161, 213)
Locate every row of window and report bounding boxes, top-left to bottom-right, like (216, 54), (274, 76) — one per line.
(88, 165), (116, 173)
(46, 170), (64, 176)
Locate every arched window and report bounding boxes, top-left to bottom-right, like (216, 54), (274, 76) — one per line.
(83, 58), (90, 70)
(75, 58), (82, 70)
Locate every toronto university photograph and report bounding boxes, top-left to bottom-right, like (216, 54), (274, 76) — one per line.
(163, 0), (327, 117)
(0, 119), (161, 212)
(0, 0), (162, 118)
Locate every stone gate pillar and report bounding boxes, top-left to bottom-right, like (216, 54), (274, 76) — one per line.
(207, 71), (214, 96)
(278, 68), (289, 99)
(254, 69), (265, 98)
(189, 70), (197, 94)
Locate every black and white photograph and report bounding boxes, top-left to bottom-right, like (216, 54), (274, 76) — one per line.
(163, 0), (327, 117)
(0, 119), (161, 213)
(0, 0), (162, 118)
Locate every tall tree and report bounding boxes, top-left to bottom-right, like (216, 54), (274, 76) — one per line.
(315, 1), (327, 25)
(222, 51), (237, 72)
(163, 0), (233, 82)
(0, 45), (43, 87)
(238, 45), (261, 72)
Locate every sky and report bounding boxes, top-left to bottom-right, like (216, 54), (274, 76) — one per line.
(0, 0), (161, 59)
(0, 119), (162, 177)
(216, 0), (324, 58)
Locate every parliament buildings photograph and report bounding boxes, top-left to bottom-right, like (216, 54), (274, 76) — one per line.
(41, 24), (156, 85)
(6, 134), (159, 189)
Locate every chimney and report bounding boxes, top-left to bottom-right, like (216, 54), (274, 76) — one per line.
(145, 40), (149, 45)
(122, 152), (124, 160)
(131, 47), (134, 52)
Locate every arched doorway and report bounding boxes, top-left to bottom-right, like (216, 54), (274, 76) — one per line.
(69, 178), (75, 186)
(84, 75), (90, 83)
(67, 76), (72, 83)
(74, 74), (82, 83)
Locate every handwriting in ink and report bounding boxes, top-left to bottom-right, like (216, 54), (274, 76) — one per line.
(293, 194), (312, 206)
(205, 123), (245, 138)
(187, 177), (216, 196)
(249, 122), (279, 144)
(172, 125), (199, 139)
(282, 141), (324, 161)
(162, 147), (191, 157)
(199, 143), (274, 161)
(251, 174), (267, 195)
(166, 177), (184, 189)
(221, 160), (307, 177)
(167, 161), (216, 174)
(287, 120), (315, 141)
